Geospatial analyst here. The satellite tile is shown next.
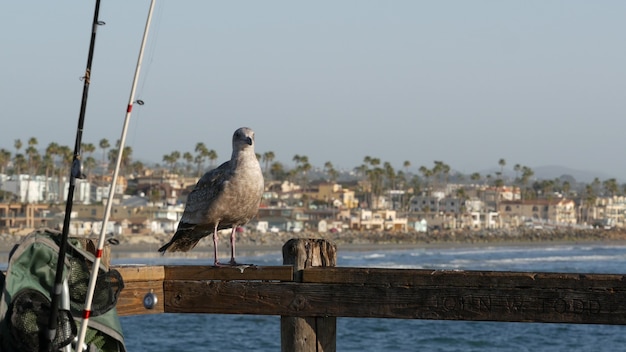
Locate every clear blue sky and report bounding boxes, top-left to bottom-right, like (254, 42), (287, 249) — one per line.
(2, 1), (626, 180)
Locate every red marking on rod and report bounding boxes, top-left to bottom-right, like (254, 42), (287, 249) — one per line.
(127, 104), (133, 112)
(96, 249), (103, 258)
(83, 310), (92, 319)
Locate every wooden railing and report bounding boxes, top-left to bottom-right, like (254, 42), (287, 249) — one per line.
(113, 238), (626, 352)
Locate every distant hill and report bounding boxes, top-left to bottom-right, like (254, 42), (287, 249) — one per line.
(531, 165), (616, 184)
(478, 165), (617, 184)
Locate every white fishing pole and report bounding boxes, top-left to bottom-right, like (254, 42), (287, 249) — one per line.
(75, 0), (156, 350)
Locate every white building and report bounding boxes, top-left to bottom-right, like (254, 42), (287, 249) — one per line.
(0, 174), (91, 204)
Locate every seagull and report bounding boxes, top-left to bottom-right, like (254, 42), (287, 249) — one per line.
(158, 127), (264, 266)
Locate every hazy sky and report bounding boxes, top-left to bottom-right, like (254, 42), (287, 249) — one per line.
(2, 1), (626, 180)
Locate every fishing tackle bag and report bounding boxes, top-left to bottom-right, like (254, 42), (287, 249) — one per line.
(0, 228), (126, 352)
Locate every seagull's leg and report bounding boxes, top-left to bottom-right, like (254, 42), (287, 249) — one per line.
(229, 227), (237, 265)
(213, 223), (221, 266)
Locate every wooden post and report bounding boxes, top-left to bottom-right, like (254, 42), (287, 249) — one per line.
(281, 238), (337, 352)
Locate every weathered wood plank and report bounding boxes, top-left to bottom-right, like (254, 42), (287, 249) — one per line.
(115, 265), (165, 316)
(164, 265), (293, 281)
(281, 238), (337, 352)
(117, 280), (164, 316)
(116, 265), (165, 282)
(161, 274), (626, 325)
(113, 264), (626, 325)
(303, 267), (626, 289)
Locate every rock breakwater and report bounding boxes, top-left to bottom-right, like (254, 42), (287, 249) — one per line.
(2, 228), (625, 252)
(131, 227), (626, 249)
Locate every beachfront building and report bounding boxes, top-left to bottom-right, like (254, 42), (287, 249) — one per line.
(470, 211), (499, 229)
(497, 198), (577, 228)
(587, 196), (626, 228)
(0, 203), (52, 233)
(409, 194), (443, 213)
(256, 206), (307, 232)
(0, 174), (91, 204)
(350, 209), (408, 231)
(72, 197), (184, 235)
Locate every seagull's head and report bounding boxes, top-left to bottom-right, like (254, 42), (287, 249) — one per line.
(233, 127), (255, 151)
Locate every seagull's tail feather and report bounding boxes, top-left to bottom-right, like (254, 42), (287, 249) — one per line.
(158, 224), (206, 253)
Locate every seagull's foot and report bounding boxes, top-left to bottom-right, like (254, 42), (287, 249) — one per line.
(230, 260), (256, 272)
(213, 261), (255, 272)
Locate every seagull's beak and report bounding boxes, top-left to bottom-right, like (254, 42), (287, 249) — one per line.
(245, 137), (253, 145)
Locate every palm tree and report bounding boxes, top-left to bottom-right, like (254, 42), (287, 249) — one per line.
(324, 161), (339, 183)
(383, 162), (396, 190)
(583, 184), (597, 223)
(603, 178), (619, 197)
(129, 160), (145, 176)
(270, 161), (287, 181)
(562, 180), (571, 197)
(520, 166), (534, 200)
(99, 138), (110, 168)
(292, 154), (302, 169)
(419, 166), (433, 195)
(120, 146), (134, 174)
(182, 152), (193, 175)
(362, 157), (383, 209)
(441, 162), (451, 187)
(24, 138), (39, 203)
(56, 145), (72, 201)
(293, 155), (311, 192)
(408, 175), (422, 196)
(83, 156), (97, 182)
(470, 172), (481, 184)
(13, 139), (23, 175)
(193, 142), (209, 176)
(82, 142), (96, 157)
(494, 178), (504, 208)
(592, 177), (601, 195)
(45, 142), (59, 200)
(40, 154), (54, 201)
(353, 164), (368, 179)
(0, 148), (11, 174)
(206, 149), (218, 169)
(456, 187), (469, 213)
(513, 163), (521, 180)
(170, 150), (180, 173)
(108, 145), (134, 174)
(262, 151), (275, 177)
(13, 154), (27, 178)
(432, 161), (443, 187)
(403, 160), (411, 175)
(498, 158), (506, 177)
(26, 137), (39, 174)
(14, 138), (22, 154)
(162, 153), (176, 174)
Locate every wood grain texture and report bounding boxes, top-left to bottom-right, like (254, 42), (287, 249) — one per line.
(153, 269), (626, 325)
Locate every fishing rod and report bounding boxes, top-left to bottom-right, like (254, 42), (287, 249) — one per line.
(75, 0), (156, 350)
(46, 0), (105, 350)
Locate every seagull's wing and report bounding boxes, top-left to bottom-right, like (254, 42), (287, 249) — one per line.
(179, 160), (231, 225)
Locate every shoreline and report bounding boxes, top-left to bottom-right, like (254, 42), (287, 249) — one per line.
(2, 228), (626, 262)
(104, 233), (626, 262)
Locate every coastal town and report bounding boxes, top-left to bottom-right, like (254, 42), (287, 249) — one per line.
(0, 139), (624, 244)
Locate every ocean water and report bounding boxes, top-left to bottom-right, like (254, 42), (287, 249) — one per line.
(117, 244), (626, 351)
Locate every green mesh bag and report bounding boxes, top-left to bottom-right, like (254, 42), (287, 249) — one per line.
(0, 228), (126, 352)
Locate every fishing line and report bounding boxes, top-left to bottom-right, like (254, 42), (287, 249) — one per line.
(128, 0), (163, 168)
(75, 0), (157, 349)
(137, 0), (164, 97)
(45, 0), (104, 350)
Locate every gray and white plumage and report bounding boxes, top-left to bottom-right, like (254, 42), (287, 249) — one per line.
(158, 127), (264, 265)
